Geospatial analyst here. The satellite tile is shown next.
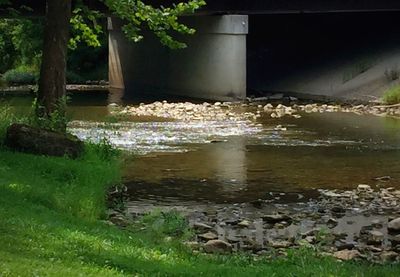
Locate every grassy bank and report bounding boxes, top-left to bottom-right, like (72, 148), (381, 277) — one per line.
(0, 111), (400, 276)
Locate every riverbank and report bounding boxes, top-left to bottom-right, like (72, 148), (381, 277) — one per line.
(0, 112), (399, 275)
(1, 149), (400, 276)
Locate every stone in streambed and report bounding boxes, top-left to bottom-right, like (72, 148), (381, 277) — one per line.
(193, 222), (213, 231)
(198, 232), (218, 241)
(204, 240), (233, 254)
(262, 214), (292, 223)
(388, 218), (400, 233)
(366, 230), (384, 245)
(334, 250), (361, 261)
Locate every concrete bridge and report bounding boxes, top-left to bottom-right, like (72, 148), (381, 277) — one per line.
(109, 1), (400, 102)
(5, 1), (400, 102)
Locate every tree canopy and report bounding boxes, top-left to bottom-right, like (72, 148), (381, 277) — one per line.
(0, 0), (206, 125)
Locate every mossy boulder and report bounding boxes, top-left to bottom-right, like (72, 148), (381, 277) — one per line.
(5, 123), (83, 158)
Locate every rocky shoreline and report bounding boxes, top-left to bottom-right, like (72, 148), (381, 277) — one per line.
(114, 99), (400, 122)
(108, 184), (400, 263)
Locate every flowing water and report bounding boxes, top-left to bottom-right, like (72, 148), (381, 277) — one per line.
(5, 95), (400, 250)
(5, 95), (400, 203)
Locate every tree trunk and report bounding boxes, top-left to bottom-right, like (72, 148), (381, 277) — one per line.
(38, 0), (72, 116)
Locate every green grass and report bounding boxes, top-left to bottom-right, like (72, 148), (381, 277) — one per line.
(383, 85), (400, 104)
(0, 111), (400, 276)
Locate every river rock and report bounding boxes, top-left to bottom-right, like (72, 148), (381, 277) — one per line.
(334, 250), (361, 261)
(5, 123), (83, 159)
(357, 184), (372, 191)
(262, 214), (292, 223)
(367, 230), (384, 245)
(388, 218), (400, 232)
(380, 251), (398, 262)
(327, 218), (338, 228)
(238, 220), (251, 228)
(389, 234), (400, 246)
(194, 222), (213, 231)
(198, 232), (218, 241)
(204, 240), (233, 254)
(270, 240), (292, 248)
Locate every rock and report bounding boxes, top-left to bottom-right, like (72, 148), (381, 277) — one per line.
(262, 214), (292, 223)
(305, 236), (316, 244)
(336, 242), (356, 251)
(371, 219), (383, 228)
(327, 218), (338, 228)
(263, 104), (274, 111)
(367, 230), (384, 245)
(380, 251), (398, 262)
(270, 240), (292, 248)
(198, 232), (218, 241)
(334, 250), (361, 261)
(357, 184), (372, 191)
(109, 214), (129, 227)
(238, 220), (251, 228)
(203, 240), (233, 254)
(5, 123), (84, 159)
(193, 222), (213, 231)
(331, 206), (346, 214)
(389, 234), (400, 246)
(388, 218), (400, 233)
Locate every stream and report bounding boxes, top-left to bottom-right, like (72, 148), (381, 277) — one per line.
(5, 94), (400, 257)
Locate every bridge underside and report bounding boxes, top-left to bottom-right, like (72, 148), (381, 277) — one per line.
(109, 11), (400, 102)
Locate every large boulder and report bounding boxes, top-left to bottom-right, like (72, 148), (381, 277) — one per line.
(5, 123), (83, 159)
(388, 218), (400, 233)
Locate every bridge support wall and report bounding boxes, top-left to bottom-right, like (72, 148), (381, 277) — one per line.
(108, 15), (248, 101)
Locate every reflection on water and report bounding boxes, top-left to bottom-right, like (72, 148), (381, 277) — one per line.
(4, 95), (400, 204)
(68, 108), (400, 204)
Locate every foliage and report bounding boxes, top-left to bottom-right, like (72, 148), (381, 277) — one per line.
(383, 85), (400, 104)
(69, 3), (104, 50)
(138, 209), (191, 238)
(102, 0), (206, 49)
(2, 65), (38, 85)
(31, 96), (70, 132)
(0, 103), (26, 143)
(0, 18), (43, 74)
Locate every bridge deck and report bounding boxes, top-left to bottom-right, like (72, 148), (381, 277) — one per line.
(3, 0), (400, 17)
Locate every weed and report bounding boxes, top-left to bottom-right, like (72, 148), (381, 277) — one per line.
(383, 85), (400, 104)
(139, 209), (191, 239)
(30, 96), (70, 132)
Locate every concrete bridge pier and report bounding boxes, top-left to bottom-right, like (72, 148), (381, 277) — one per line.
(108, 15), (248, 102)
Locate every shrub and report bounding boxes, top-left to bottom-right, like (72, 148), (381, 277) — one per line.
(66, 70), (86, 84)
(383, 85), (400, 104)
(3, 66), (38, 85)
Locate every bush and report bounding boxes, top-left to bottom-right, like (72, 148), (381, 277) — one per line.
(3, 66), (38, 85)
(383, 85), (400, 104)
(66, 70), (86, 84)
